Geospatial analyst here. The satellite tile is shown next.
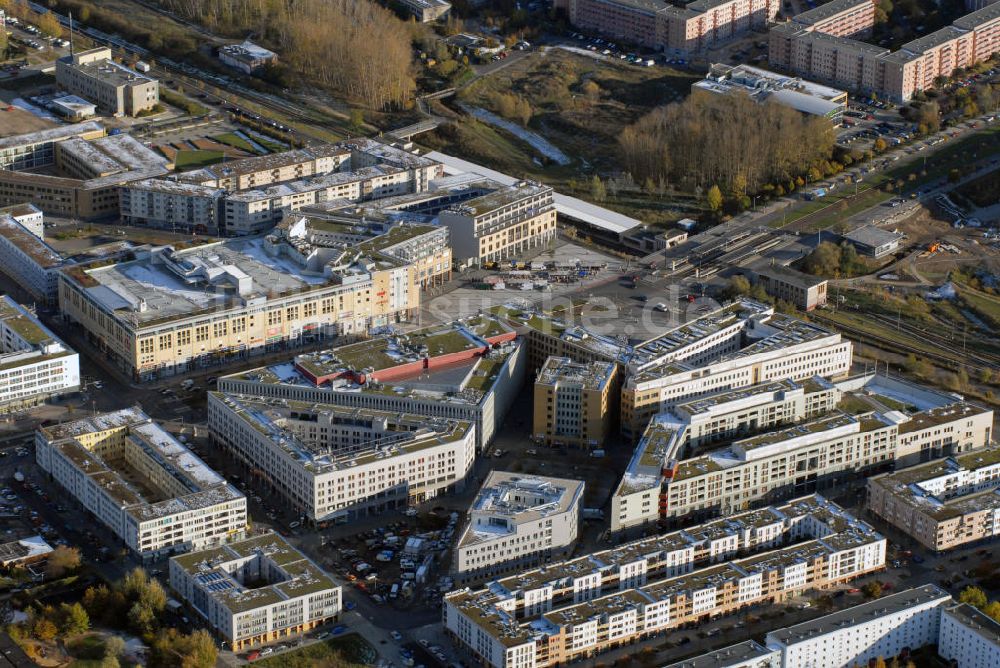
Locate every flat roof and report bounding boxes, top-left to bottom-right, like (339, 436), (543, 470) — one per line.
(0, 215), (63, 269)
(69, 237), (336, 326)
(537, 356), (616, 391)
(944, 604), (1000, 647)
(460, 472), (584, 547)
(792, 0), (873, 25)
(172, 532), (338, 615)
(425, 151), (642, 235)
(663, 640), (779, 668)
(60, 53), (155, 87)
(766, 585), (950, 646)
(214, 393), (473, 474)
(954, 2), (1000, 28)
(0, 121), (104, 151)
(40, 407), (242, 522)
(450, 495), (881, 648)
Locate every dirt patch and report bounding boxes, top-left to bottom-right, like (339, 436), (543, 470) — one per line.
(0, 105), (57, 137)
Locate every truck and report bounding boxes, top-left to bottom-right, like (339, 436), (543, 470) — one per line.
(582, 508), (605, 521)
(134, 61), (151, 73)
(166, 599), (183, 613)
(804, 188), (827, 201)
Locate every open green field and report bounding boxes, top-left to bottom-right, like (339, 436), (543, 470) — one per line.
(174, 149), (225, 169)
(212, 132), (264, 154)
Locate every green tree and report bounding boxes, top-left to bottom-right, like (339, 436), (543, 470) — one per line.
(148, 629), (217, 668)
(349, 108), (365, 131)
(862, 581), (883, 599)
(706, 184), (723, 212)
(727, 275), (752, 297)
(839, 241), (859, 276)
(959, 586), (989, 609)
(982, 600), (1000, 623)
(590, 175), (607, 203)
(59, 602), (89, 637)
(46, 545), (81, 578)
(32, 617), (58, 642)
(980, 368), (994, 385)
(104, 635), (126, 661)
(803, 241), (842, 276)
(36, 10), (62, 37)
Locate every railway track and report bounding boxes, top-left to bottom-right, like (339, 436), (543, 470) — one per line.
(811, 312), (998, 375)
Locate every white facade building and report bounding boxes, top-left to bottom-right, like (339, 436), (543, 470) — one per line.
(455, 472), (584, 582)
(207, 393), (477, 523)
(0, 203), (44, 237)
(217, 318), (525, 450)
(169, 532), (340, 650)
(35, 408), (246, 559)
(765, 585), (951, 668)
(445, 495), (886, 668)
(0, 214), (65, 305)
(662, 641), (780, 668)
(0, 296), (79, 409)
(938, 603), (1000, 668)
(622, 302), (854, 438)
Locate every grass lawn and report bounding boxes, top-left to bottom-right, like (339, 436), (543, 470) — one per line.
(803, 187), (892, 231)
(956, 284), (1000, 329)
(253, 634), (375, 668)
(67, 633), (107, 661)
(212, 132), (264, 154)
(174, 149), (226, 170)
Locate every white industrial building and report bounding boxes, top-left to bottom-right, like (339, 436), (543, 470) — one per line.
(455, 472), (584, 582)
(0, 296), (79, 409)
(170, 532), (340, 650)
(0, 214), (65, 305)
(35, 408), (246, 560)
(0, 203), (44, 237)
(207, 393), (477, 523)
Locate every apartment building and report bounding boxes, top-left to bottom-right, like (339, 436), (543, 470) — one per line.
(438, 182), (556, 266)
(455, 472), (584, 582)
(621, 301), (853, 437)
(218, 40), (277, 74)
(567, 0), (780, 54)
(58, 233), (420, 381)
(764, 585), (951, 668)
(612, 377), (841, 532)
(569, 0), (671, 49)
(867, 447), (1000, 551)
(663, 641), (780, 668)
(55, 48), (159, 117)
(207, 393), (477, 523)
(273, 212), (452, 289)
(661, 401), (992, 521)
(771, 3), (1000, 101)
(120, 179), (226, 235)
(493, 304), (632, 374)
(0, 297), (80, 410)
(939, 603), (1000, 668)
(0, 213), (64, 305)
(181, 145), (351, 191)
(35, 408), (246, 560)
(0, 127), (170, 219)
(222, 165), (419, 236)
(169, 532), (340, 650)
(749, 265), (829, 311)
(132, 140), (443, 236)
(217, 316), (524, 450)
(444, 495), (886, 668)
(399, 0), (452, 22)
(533, 356), (618, 448)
